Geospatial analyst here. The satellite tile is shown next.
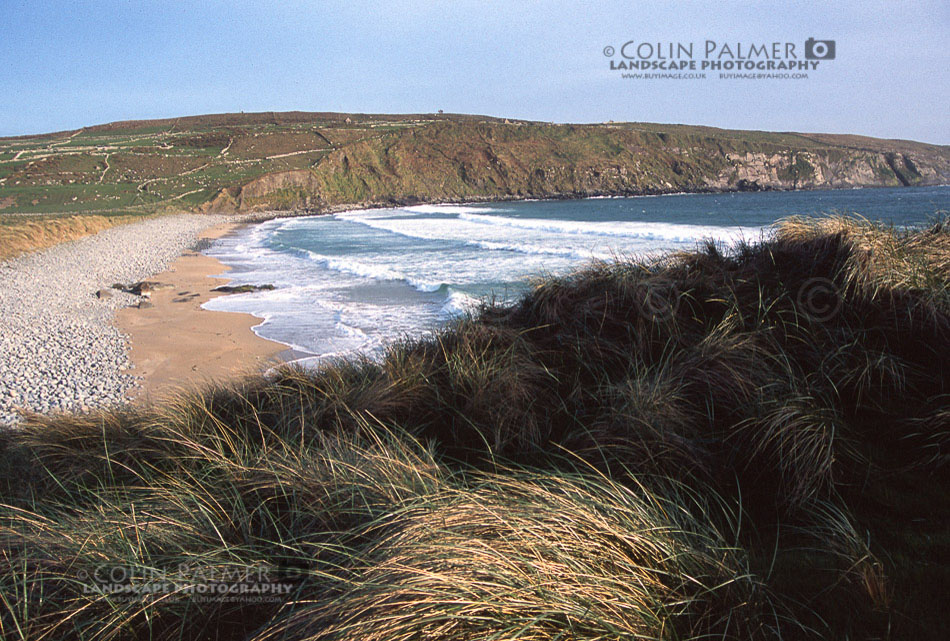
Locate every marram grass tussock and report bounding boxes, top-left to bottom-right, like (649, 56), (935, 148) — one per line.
(0, 215), (948, 640)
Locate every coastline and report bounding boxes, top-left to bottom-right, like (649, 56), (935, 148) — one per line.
(196, 186), (948, 375)
(3, 185), (943, 425)
(237, 182), (950, 225)
(115, 222), (286, 402)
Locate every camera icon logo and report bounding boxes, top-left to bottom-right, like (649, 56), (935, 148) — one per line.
(804, 38), (835, 60)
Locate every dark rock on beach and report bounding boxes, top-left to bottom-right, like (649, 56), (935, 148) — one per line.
(212, 284), (276, 293)
(127, 281), (174, 296)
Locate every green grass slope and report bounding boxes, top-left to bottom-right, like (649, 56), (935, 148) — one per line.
(1, 216), (948, 639)
(2, 113), (948, 221)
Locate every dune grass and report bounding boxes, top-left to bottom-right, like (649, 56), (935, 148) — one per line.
(0, 215), (948, 639)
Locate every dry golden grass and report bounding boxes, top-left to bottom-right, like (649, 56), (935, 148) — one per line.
(0, 214), (147, 261)
(776, 214), (950, 294)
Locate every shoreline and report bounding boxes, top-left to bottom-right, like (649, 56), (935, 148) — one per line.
(115, 222), (287, 403)
(2, 185), (945, 425)
(312, 184), (950, 231)
(237, 182), (950, 225)
(0, 213), (238, 426)
(197, 186), (948, 376)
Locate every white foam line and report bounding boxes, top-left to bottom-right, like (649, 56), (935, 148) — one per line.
(302, 250), (444, 292)
(403, 204), (498, 214)
(457, 212), (757, 241)
(441, 289), (481, 317)
(334, 210), (756, 258)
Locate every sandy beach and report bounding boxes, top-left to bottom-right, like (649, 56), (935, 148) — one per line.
(116, 222), (286, 402)
(0, 214), (236, 425)
(0, 213), (289, 425)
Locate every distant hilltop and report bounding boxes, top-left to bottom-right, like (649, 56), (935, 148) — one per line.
(1, 111), (948, 216)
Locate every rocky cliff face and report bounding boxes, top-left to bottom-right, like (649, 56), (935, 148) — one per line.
(202, 170), (324, 213)
(201, 122), (950, 213)
(707, 149), (947, 190)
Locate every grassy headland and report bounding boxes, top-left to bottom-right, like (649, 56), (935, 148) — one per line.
(2, 112), (949, 257)
(0, 216), (947, 639)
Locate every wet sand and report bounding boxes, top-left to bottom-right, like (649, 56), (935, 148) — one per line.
(116, 222), (286, 402)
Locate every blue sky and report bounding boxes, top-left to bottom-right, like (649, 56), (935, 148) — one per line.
(1, 0), (947, 143)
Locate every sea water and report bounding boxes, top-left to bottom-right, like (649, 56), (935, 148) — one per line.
(203, 186), (949, 365)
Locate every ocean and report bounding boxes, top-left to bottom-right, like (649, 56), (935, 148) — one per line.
(203, 185), (949, 365)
